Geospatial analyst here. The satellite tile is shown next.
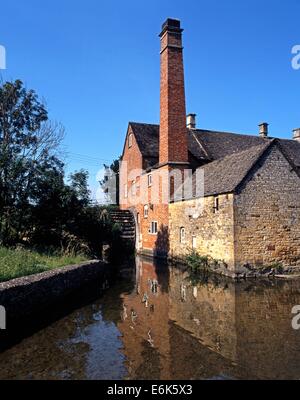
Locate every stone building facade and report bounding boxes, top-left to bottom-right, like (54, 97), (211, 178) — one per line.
(119, 18), (300, 273)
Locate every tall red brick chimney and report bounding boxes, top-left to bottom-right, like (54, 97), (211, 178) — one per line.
(159, 18), (188, 165)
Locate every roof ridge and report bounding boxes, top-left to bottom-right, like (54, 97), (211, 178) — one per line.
(192, 128), (300, 144)
(129, 122), (299, 143)
(199, 140), (271, 168)
(190, 131), (212, 160)
(234, 139), (277, 192)
(194, 140), (273, 197)
(129, 121), (159, 127)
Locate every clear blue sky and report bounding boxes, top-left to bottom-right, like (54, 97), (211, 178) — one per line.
(1, 0), (299, 199)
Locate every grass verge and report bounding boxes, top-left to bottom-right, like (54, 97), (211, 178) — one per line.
(0, 247), (89, 283)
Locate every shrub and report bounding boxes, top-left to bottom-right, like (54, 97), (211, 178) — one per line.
(185, 250), (210, 273)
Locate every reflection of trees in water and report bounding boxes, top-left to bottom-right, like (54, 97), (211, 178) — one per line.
(1, 256), (300, 380)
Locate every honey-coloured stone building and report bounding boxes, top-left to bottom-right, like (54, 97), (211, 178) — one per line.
(119, 18), (300, 274)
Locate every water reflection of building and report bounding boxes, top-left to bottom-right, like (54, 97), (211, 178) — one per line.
(118, 256), (300, 380)
(0, 257), (299, 380)
(117, 257), (171, 379)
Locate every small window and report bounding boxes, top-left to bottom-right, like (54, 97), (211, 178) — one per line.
(148, 174), (152, 187)
(149, 221), (158, 234)
(124, 184), (128, 198)
(132, 180), (136, 196)
(213, 196), (219, 213)
(137, 212), (140, 224)
(144, 204), (149, 218)
(192, 235), (197, 249)
(180, 227), (185, 243)
(128, 133), (133, 148)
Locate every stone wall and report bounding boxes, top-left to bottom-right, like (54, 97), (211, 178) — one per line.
(234, 145), (300, 269)
(0, 260), (110, 322)
(169, 194), (235, 270)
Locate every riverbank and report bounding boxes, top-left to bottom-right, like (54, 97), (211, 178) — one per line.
(0, 259), (112, 335)
(1, 256), (300, 380)
(167, 252), (300, 280)
(0, 247), (89, 283)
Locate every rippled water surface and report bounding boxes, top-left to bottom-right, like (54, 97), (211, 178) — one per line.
(1, 256), (300, 380)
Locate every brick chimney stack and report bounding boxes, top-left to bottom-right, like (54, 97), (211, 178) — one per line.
(159, 18), (188, 165)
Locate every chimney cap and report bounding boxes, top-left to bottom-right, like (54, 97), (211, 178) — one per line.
(187, 114), (196, 129)
(160, 18), (183, 37)
(293, 128), (300, 140)
(258, 122), (269, 137)
(258, 122), (269, 128)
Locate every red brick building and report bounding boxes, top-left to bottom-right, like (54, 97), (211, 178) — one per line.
(119, 18), (300, 273)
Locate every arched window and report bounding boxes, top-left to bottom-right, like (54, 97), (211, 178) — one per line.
(180, 227), (185, 243)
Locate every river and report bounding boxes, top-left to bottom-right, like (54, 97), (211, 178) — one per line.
(0, 256), (300, 380)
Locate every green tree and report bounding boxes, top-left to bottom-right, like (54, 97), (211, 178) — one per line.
(0, 79), (125, 261)
(0, 79), (64, 245)
(69, 169), (90, 205)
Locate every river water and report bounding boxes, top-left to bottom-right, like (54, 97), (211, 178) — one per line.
(0, 256), (300, 380)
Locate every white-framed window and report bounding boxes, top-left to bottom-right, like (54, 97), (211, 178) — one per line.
(124, 183), (128, 199)
(180, 227), (185, 243)
(144, 204), (149, 218)
(213, 196), (219, 213)
(137, 212), (140, 224)
(149, 221), (158, 235)
(148, 174), (152, 187)
(128, 133), (133, 148)
(192, 235), (197, 249)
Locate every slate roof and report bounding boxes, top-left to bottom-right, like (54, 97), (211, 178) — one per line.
(198, 141), (272, 196)
(127, 122), (300, 196)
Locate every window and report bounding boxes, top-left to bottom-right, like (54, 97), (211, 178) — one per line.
(132, 180), (136, 196)
(137, 212), (140, 224)
(169, 176), (175, 202)
(149, 221), (158, 235)
(213, 196), (219, 213)
(128, 133), (133, 148)
(192, 235), (197, 249)
(144, 204), (149, 218)
(148, 174), (152, 187)
(180, 227), (185, 243)
(124, 184), (128, 199)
